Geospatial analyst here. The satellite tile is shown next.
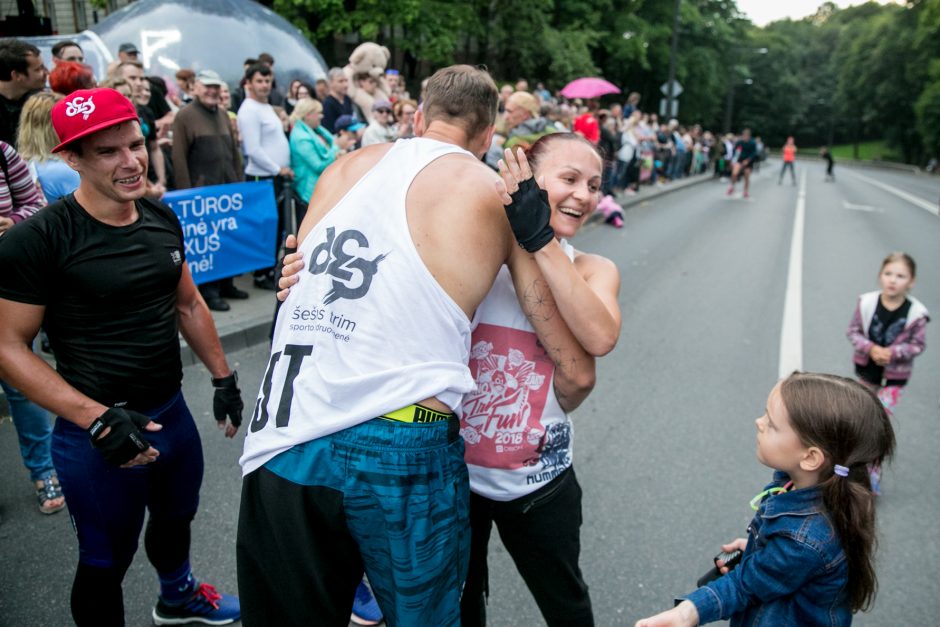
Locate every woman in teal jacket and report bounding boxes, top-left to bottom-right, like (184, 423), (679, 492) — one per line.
(289, 98), (339, 221)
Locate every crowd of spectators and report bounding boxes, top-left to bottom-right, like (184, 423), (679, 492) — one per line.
(3, 35), (760, 304)
(482, 84), (767, 228)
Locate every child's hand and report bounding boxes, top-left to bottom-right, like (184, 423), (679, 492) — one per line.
(869, 345), (892, 366)
(718, 538), (747, 574)
(634, 600), (699, 627)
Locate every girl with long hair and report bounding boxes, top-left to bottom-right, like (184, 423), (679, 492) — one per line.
(635, 372), (896, 627)
(846, 252), (928, 493)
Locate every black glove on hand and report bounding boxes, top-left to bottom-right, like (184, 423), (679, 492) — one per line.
(505, 178), (555, 253)
(88, 407), (152, 466)
(212, 371), (243, 428)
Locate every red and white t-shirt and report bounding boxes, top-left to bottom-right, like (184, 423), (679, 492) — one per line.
(460, 242), (575, 501)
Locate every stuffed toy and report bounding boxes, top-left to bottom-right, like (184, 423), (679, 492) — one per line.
(343, 42), (392, 123)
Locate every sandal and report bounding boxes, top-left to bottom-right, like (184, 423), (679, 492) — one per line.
(36, 476), (65, 515)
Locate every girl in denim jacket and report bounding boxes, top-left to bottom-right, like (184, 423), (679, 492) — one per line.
(636, 373), (895, 627)
(846, 252), (928, 493)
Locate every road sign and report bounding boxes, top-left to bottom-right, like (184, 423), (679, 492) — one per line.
(659, 98), (678, 118)
(660, 80), (683, 97)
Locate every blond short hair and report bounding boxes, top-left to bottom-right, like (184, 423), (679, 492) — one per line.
(289, 97), (323, 125)
(507, 91), (539, 118)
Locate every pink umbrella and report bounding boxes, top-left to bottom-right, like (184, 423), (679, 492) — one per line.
(560, 77), (621, 99)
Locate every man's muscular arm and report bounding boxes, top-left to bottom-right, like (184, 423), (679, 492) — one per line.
(176, 266), (231, 379)
(0, 299), (107, 427)
(0, 298), (161, 466)
(176, 265), (241, 437)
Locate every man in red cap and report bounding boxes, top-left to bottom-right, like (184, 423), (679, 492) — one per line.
(0, 88), (243, 626)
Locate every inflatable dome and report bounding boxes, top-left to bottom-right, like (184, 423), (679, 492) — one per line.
(90, 0), (328, 95)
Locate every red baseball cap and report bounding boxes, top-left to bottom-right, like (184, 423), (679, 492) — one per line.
(51, 88), (139, 153)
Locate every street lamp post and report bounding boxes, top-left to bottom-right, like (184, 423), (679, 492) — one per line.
(666, 0), (681, 119)
(723, 47), (767, 133)
(724, 78), (753, 134)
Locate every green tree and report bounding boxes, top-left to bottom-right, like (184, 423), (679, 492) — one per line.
(915, 62), (940, 158)
(266, 0), (937, 162)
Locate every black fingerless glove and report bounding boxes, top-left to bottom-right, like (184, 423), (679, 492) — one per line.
(212, 371), (244, 428)
(88, 407), (152, 466)
(505, 178), (555, 253)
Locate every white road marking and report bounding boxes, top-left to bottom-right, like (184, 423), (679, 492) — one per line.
(842, 200), (883, 213)
(842, 168), (939, 217)
(779, 170), (806, 378)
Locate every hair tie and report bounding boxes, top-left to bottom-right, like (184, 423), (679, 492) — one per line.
(834, 464), (850, 477)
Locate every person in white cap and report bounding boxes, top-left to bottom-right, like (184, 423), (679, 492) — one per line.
(0, 87), (243, 627)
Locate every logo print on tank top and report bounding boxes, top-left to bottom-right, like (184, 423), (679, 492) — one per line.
(308, 226), (389, 304)
(460, 324), (554, 470)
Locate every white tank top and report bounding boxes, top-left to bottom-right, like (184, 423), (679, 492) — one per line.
(240, 138), (476, 475)
(459, 241), (575, 501)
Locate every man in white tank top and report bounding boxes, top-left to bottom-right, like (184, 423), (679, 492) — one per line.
(236, 65), (555, 627)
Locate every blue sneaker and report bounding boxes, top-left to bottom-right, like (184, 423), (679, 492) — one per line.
(351, 579), (383, 625)
(152, 582), (240, 625)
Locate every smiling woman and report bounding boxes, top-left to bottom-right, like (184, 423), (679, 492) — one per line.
(458, 134), (622, 626)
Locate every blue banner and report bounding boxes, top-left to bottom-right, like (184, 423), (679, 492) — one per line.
(163, 181), (278, 285)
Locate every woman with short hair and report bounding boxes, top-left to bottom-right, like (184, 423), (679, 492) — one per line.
(288, 98), (339, 223)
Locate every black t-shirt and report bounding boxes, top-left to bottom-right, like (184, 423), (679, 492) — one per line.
(0, 194), (186, 409)
(855, 297), (911, 386)
(322, 95), (353, 134)
(0, 91), (32, 146)
(735, 139), (758, 164)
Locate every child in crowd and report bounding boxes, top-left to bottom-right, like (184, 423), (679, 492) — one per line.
(635, 372), (895, 627)
(846, 252), (928, 493)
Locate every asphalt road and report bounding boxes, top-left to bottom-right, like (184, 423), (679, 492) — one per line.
(1, 160), (937, 626)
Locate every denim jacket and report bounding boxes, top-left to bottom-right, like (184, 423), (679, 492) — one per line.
(685, 473), (851, 626)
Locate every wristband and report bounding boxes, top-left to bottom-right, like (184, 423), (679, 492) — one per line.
(212, 371), (238, 388)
